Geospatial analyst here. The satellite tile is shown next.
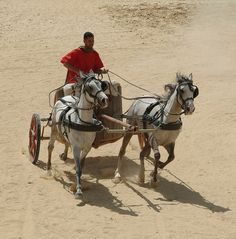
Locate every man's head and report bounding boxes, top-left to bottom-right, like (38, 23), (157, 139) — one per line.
(83, 32), (94, 49)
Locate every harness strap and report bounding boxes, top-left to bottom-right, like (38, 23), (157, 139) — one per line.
(58, 99), (104, 133)
(62, 119), (104, 132)
(59, 98), (73, 106)
(58, 104), (72, 140)
(143, 100), (161, 123)
(142, 101), (183, 131)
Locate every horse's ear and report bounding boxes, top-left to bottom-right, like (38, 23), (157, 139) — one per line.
(165, 84), (175, 92)
(189, 73), (193, 81)
(88, 69), (95, 77)
(79, 71), (86, 79)
(176, 72), (181, 82)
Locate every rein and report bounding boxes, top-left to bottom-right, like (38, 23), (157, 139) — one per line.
(48, 83), (67, 108)
(107, 71), (161, 101)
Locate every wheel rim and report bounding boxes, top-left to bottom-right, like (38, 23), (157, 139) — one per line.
(28, 115), (40, 162)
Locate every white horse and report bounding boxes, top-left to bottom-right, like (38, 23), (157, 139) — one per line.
(47, 71), (108, 198)
(114, 73), (199, 184)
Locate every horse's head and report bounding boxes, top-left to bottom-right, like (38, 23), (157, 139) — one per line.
(80, 70), (109, 109)
(175, 73), (199, 115)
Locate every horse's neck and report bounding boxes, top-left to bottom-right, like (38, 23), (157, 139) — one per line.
(163, 90), (182, 123)
(77, 93), (93, 123)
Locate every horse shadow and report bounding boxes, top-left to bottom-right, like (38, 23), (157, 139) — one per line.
(34, 160), (47, 170)
(154, 175), (230, 213)
(125, 156), (230, 213)
(54, 155), (139, 216)
(125, 174), (230, 213)
(82, 155), (140, 179)
(35, 156), (230, 214)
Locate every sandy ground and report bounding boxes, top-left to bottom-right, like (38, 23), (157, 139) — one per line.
(1, 0), (236, 238)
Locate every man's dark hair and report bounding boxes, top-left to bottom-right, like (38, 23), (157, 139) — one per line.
(84, 32), (94, 39)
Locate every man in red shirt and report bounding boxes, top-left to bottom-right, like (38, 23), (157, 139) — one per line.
(61, 32), (108, 83)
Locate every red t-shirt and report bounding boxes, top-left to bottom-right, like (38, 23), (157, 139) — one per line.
(61, 47), (104, 83)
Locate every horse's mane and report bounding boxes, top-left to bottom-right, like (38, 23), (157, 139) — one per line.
(161, 72), (193, 102)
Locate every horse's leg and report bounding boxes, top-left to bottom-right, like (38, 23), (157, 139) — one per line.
(47, 127), (57, 173)
(72, 146), (83, 199)
(114, 133), (133, 183)
(80, 148), (90, 169)
(160, 143), (175, 169)
(138, 133), (151, 156)
(139, 141), (151, 184)
(149, 136), (160, 183)
(60, 143), (69, 161)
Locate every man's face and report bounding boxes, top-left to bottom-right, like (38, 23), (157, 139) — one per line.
(84, 37), (94, 49)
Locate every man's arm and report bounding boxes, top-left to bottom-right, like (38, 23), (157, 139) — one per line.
(63, 63), (80, 75)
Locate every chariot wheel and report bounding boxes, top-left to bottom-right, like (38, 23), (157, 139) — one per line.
(28, 113), (41, 164)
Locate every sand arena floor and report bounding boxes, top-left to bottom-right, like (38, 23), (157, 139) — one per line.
(0, 0), (236, 238)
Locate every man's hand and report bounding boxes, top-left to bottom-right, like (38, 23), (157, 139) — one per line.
(101, 68), (109, 74)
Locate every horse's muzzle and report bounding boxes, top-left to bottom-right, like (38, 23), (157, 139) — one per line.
(184, 104), (195, 115)
(98, 96), (108, 109)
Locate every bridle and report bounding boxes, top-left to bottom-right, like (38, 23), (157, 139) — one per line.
(83, 76), (107, 102)
(59, 76), (107, 128)
(62, 76), (107, 111)
(176, 82), (199, 111)
(161, 81), (199, 117)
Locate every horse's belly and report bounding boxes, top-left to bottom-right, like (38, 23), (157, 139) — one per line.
(152, 129), (181, 146)
(68, 130), (96, 148)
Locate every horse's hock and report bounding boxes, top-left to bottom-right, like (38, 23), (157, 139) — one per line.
(93, 80), (123, 148)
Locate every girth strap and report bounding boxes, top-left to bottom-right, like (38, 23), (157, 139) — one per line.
(158, 121), (182, 130)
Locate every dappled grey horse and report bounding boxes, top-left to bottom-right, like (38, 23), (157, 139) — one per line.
(47, 71), (108, 198)
(114, 73), (199, 184)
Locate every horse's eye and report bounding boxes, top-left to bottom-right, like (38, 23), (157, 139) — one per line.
(101, 81), (108, 91)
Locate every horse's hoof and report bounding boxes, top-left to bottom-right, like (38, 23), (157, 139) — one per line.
(59, 153), (67, 161)
(138, 173), (145, 184)
(138, 181), (145, 186)
(47, 170), (52, 176)
(158, 162), (165, 169)
(74, 191), (83, 200)
(138, 177), (145, 185)
(149, 179), (160, 188)
(113, 176), (122, 184)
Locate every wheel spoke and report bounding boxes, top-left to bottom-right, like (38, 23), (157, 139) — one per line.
(28, 114), (41, 164)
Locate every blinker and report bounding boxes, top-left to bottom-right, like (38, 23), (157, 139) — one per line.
(101, 81), (108, 92)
